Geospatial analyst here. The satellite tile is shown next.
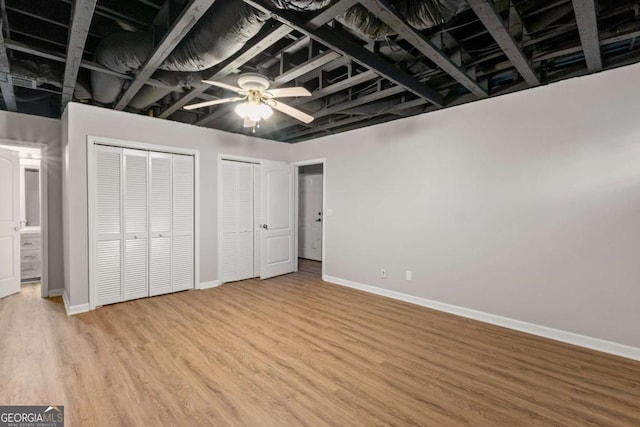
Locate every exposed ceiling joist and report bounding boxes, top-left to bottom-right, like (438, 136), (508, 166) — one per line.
(114, 0), (216, 110)
(61, 0), (97, 108)
(571, 0), (602, 72)
(467, 0), (540, 86)
(60, 0), (148, 29)
(293, 69), (378, 107)
(158, 23), (294, 119)
(242, 0), (444, 107)
(266, 85), (405, 136)
(273, 50), (340, 85)
(360, 0), (488, 98)
(306, 0), (358, 30)
(5, 6), (101, 39)
(0, 21), (17, 111)
(285, 97), (427, 140)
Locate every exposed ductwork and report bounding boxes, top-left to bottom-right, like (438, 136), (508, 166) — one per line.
(91, 0), (332, 106)
(337, 0), (467, 40)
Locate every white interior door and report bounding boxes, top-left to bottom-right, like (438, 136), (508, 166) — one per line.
(172, 154), (194, 292)
(260, 160), (295, 279)
(0, 148), (20, 299)
(123, 149), (148, 301)
(149, 152), (172, 296)
(299, 172), (323, 261)
(94, 145), (123, 306)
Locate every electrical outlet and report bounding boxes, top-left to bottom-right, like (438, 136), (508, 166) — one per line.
(406, 270), (412, 281)
(380, 269), (386, 278)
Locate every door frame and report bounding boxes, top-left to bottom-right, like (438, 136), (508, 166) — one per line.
(292, 158), (326, 278)
(87, 136), (200, 310)
(217, 154), (263, 285)
(0, 138), (49, 298)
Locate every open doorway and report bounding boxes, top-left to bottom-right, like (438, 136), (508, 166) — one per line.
(296, 162), (324, 278)
(0, 143), (45, 299)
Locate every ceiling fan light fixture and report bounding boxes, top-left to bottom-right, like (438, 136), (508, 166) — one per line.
(235, 101), (273, 122)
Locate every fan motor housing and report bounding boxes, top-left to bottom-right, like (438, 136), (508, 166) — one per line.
(237, 73), (270, 91)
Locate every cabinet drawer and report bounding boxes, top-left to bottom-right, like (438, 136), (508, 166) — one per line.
(21, 234), (41, 249)
(21, 250), (40, 262)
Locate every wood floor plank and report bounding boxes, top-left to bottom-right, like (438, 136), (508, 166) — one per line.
(1, 264), (639, 426)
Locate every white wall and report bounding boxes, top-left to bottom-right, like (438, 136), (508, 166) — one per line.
(63, 103), (290, 307)
(288, 62), (640, 349)
(0, 111), (63, 293)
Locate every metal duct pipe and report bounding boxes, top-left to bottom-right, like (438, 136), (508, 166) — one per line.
(337, 0), (467, 40)
(129, 71), (202, 109)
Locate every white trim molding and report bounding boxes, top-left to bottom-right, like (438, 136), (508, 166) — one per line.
(199, 280), (220, 290)
(48, 288), (64, 297)
(63, 290), (90, 316)
(322, 275), (640, 362)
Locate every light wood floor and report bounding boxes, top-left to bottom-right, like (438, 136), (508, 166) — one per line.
(1, 261), (639, 426)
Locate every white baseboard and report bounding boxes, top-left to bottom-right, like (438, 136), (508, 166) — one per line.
(62, 290), (90, 316)
(48, 288), (63, 297)
(322, 275), (640, 362)
(199, 280), (220, 290)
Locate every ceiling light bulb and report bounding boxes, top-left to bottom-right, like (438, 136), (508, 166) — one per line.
(235, 103), (250, 119)
(259, 104), (273, 119)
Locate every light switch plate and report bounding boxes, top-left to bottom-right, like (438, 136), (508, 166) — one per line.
(326, 208), (333, 216)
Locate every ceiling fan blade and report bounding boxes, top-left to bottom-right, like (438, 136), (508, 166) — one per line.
(201, 80), (245, 94)
(266, 87), (312, 98)
(270, 101), (314, 124)
(183, 97), (243, 110)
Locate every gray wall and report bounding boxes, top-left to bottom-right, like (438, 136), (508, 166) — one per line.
(64, 103), (290, 306)
(0, 111), (63, 292)
(288, 62), (640, 348)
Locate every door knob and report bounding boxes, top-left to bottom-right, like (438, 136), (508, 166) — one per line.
(261, 224), (268, 230)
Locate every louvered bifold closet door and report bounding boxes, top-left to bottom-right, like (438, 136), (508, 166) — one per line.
(220, 161), (237, 283)
(149, 152), (173, 296)
(236, 162), (254, 281)
(95, 145), (123, 306)
(172, 154), (194, 292)
(123, 149), (149, 301)
(220, 160), (254, 283)
(253, 164), (261, 278)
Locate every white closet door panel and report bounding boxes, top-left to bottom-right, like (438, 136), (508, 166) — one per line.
(172, 154), (193, 236)
(173, 234), (193, 291)
(124, 150), (148, 236)
(221, 232), (235, 282)
(150, 153), (172, 235)
(253, 164), (261, 277)
(124, 239), (148, 300)
(96, 240), (122, 305)
(96, 147), (122, 236)
(237, 163), (253, 231)
(221, 161), (237, 232)
(150, 237), (172, 296)
(236, 232), (253, 281)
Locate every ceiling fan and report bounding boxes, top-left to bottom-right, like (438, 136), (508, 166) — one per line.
(183, 73), (314, 131)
